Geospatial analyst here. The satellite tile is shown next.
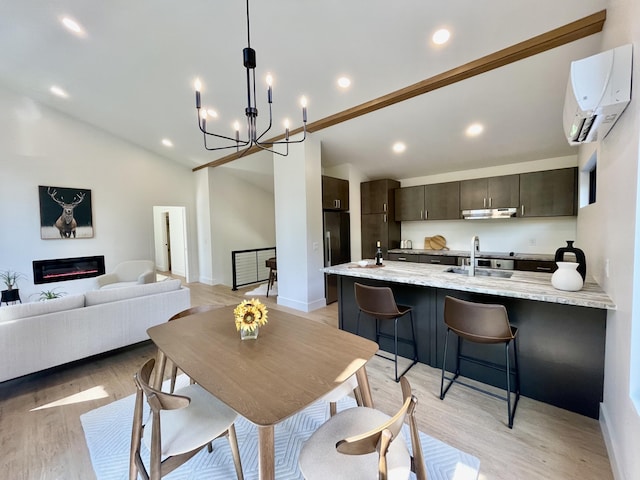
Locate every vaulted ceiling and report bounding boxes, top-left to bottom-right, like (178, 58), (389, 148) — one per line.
(0, 0), (610, 180)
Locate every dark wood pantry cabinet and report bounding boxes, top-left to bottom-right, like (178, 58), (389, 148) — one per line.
(361, 179), (400, 259)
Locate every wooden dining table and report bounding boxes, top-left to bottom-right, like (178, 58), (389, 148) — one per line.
(147, 304), (379, 480)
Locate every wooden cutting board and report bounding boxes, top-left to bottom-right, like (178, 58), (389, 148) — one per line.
(424, 235), (448, 250)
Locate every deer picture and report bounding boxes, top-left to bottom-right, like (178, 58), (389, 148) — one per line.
(47, 187), (86, 238)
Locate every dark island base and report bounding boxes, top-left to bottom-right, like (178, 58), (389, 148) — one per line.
(337, 276), (606, 419)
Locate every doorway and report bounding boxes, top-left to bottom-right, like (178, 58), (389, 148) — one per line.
(153, 206), (189, 280)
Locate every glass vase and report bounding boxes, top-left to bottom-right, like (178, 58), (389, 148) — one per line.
(240, 326), (259, 340)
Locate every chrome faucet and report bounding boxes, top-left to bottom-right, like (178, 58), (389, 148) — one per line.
(469, 235), (480, 276)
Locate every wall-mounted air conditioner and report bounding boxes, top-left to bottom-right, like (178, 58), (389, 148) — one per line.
(563, 43), (632, 145)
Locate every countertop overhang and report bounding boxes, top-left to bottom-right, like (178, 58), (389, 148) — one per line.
(323, 260), (615, 310)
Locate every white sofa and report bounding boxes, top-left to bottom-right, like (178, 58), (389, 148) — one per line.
(0, 279), (190, 382)
(94, 260), (156, 289)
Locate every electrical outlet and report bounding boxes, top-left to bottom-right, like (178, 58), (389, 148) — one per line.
(312, 242), (319, 251)
(528, 238), (537, 246)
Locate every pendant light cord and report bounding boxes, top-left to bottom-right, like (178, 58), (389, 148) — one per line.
(246, 0), (251, 48)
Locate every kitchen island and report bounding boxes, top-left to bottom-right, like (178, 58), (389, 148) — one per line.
(323, 260), (615, 419)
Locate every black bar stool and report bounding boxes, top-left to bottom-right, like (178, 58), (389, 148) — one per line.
(354, 283), (418, 382)
(440, 295), (520, 428)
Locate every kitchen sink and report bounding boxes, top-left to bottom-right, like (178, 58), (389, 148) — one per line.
(445, 267), (513, 278)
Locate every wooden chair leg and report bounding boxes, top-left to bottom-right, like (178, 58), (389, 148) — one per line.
(227, 424), (244, 480)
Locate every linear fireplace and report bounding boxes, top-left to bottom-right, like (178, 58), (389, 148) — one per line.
(32, 255), (106, 284)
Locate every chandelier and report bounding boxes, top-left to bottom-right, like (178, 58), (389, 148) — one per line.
(194, 0), (307, 156)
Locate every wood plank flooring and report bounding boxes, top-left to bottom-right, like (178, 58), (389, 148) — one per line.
(0, 278), (612, 479)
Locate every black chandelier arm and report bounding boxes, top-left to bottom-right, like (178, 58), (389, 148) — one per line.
(255, 102), (274, 144)
(258, 123), (307, 146)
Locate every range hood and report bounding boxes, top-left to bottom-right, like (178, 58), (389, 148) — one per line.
(462, 208), (517, 220)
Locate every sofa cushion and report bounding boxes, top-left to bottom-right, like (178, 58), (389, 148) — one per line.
(0, 294), (85, 323)
(85, 279), (182, 306)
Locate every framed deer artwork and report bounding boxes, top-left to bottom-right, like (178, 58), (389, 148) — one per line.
(38, 185), (94, 239)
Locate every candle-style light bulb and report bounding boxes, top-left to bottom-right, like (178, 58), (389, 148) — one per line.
(234, 121), (240, 142)
(194, 78), (202, 108)
(200, 109), (207, 130)
(300, 96), (308, 122)
(284, 119), (290, 141)
(266, 73), (273, 103)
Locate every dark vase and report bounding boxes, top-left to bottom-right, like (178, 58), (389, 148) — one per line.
(554, 241), (586, 281)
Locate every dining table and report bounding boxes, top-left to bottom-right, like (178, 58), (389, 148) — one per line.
(147, 304), (379, 480)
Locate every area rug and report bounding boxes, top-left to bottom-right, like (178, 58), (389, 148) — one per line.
(244, 281), (277, 296)
(81, 376), (479, 480)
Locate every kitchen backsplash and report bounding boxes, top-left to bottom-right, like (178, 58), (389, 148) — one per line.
(400, 216), (577, 254)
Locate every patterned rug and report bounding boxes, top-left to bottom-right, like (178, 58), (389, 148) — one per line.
(81, 376), (479, 479)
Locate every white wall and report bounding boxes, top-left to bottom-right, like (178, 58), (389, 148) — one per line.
(0, 84), (198, 300)
(575, 1), (640, 478)
(208, 153), (277, 286)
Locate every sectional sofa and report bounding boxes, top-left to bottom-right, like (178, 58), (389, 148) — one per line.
(0, 279), (190, 382)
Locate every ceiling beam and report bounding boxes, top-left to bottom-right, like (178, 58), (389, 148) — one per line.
(193, 9), (606, 172)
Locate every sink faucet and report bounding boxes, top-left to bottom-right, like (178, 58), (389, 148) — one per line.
(469, 235), (480, 276)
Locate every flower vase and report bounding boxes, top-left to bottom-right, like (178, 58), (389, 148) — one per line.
(241, 326), (259, 340)
(551, 262), (584, 291)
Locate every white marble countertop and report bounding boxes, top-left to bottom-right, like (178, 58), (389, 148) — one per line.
(323, 260), (615, 310)
(389, 249), (555, 261)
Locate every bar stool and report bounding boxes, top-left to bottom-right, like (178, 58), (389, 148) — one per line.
(354, 283), (418, 382)
(440, 295), (520, 428)
(265, 257), (277, 297)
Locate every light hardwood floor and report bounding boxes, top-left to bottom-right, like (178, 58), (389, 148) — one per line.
(0, 278), (612, 480)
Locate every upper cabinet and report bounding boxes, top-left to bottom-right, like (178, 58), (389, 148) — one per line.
(460, 175), (519, 210)
(322, 176), (349, 211)
(395, 182), (460, 221)
(519, 167), (577, 217)
(395, 185), (424, 221)
(361, 179), (399, 214)
(425, 181), (460, 220)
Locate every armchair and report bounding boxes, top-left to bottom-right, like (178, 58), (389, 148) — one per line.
(95, 260), (156, 289)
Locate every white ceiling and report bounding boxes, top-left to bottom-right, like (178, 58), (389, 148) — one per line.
(0, 0), (610, 181)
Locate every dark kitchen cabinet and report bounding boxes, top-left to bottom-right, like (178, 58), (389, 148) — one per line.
(322, 175), (349, 211)
(387, 253), (420, 262)
(514, 260), (557, 273)
(519, 168), (577, 217)
(419, 255), (457, 265)
(395, 186), (424, 221)
(425, 181), (460, 220)
(460, 174), (519, 210)
(361, 179), (398, 214)
(361, 179), (400, 259)
(395, 182), (460, 221)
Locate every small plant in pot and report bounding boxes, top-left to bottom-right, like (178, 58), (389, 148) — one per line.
(35, 289), (66, 301)
(0, 270), (26, 291)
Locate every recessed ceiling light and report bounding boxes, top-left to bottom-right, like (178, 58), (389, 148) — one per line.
(60, 16), (86, 37)
(49, 85), (69, 98)
(465, 123), (484, 137)
(162, 139), (173, 147)
(337, 77), (351, 89)
(432, 28), (450, 45)
(393, 142), (406, 153)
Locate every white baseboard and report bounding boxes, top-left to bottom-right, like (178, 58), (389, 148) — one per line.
(600, 402), (624, 480)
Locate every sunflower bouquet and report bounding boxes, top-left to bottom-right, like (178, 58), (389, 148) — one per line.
(234, 298), (268, 333)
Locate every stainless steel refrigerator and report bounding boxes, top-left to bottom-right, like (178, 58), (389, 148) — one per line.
(324, 211), (351, 304)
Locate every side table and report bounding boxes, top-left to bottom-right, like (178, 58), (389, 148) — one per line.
(1, 289), (21, 306)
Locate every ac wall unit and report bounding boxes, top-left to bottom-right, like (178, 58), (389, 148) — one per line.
(563, 43), (632, 145)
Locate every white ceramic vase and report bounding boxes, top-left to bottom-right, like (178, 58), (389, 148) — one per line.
(551, 262), (584, 291)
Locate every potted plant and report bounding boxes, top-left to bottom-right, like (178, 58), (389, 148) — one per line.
(33, 289), (66, 301)
(0, 270), (26, 291)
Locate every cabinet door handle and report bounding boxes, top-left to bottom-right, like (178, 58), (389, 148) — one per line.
(489, 197), (492, 207)
(536, 266), (552, 271)
(398, 257), (407, 261)
(483, 197), (487, 208)
(425, 210), (428, 220)
(521, 205), (525, 216)
(430, 259), (441, 263)
(420, 210), (423, 220)
(383, 203), (387, 212)
(383, 214), (387, 223)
